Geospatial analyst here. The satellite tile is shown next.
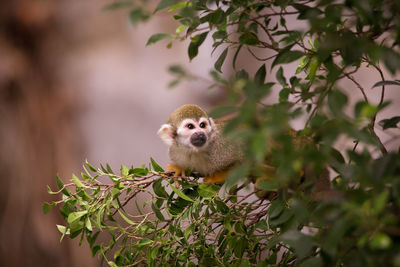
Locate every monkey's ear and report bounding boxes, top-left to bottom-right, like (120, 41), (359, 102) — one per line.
(209, 117), (216, 128)
(157, 124), (174, 146)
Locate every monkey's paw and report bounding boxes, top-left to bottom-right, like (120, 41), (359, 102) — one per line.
(166, 163), (186, 177)
(166, 163), (185, 187)
(203, 170), (228, 184)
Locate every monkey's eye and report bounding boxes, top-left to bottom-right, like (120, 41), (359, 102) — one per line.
(186, 123), (195, 129)
(199, 122), (206, 128)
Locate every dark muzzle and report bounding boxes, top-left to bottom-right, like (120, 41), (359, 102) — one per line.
(190, 132), (207, 147)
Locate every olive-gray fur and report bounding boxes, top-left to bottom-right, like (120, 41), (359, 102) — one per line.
(167, 104), (208, 130)
(168, 106), (242, 176)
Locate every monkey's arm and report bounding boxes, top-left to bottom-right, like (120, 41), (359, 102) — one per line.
(166, 163), (185, 188)
(203, 169), (230, 184)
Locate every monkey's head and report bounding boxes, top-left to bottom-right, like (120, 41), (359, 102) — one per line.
(157, 104), (216, 151)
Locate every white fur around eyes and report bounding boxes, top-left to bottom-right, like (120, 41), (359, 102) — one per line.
(158, 117), (215, 150)
(178, 118), (197, 130)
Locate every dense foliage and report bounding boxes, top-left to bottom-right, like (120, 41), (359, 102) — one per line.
(44, 0), (400, 266)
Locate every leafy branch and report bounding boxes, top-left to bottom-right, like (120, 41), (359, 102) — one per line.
(44, 0), (400, 266)
(44, 159), (298, 266)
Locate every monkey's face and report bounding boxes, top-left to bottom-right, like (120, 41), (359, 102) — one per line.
(158, 117), (215, 151)
(175, 117), (214, 150)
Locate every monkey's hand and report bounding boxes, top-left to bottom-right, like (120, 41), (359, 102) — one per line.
(203, 170), (229, 184)
(166, 163), (186, 187)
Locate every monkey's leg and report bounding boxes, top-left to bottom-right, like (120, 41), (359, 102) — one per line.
(203, 170), (229, 184)
(166, 163), (185, 187)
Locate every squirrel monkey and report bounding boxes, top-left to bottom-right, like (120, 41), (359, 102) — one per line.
(157, 104), (242, 186)
(158, 104), (334, 199)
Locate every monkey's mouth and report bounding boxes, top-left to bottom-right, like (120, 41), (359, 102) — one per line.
(190, 132), (207, 147)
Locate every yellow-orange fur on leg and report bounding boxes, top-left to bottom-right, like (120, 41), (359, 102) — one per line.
(203, 170), (229, 184)
(166, 163), (186, 187)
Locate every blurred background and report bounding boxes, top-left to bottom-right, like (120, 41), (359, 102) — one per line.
(0, 0), (398, 266)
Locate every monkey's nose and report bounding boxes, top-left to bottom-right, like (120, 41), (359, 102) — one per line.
(190, 132), (207, 147)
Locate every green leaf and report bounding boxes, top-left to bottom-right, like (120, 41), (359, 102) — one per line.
(168, 182), (194, 202)
(81, 172), (91, 181)
(120, 164), (129, 176)
(56, 224), (70, 235)
(292, 4), (322, 20)
(369, 232), (392, 250)
(239, 32), (260, 45)
(214, 47), (228, 73)
(372, 80), (400, 88)
(46, 185), (57, 195)
(233, 236), (247, 257)
(382, 48), (400, 74)
(225, 163), (250, 187)
(152, 201), (166, 221)
(85, 160), (97, 172)
(129, 8), (149, 25)
(153, 178), (169, 198)
(135, 238), (153, 248)
(198, 184), (219, 198)
(256, 179), (279, 191)
(88, 231), (100, 248)
(276, 66), (287, 85)
(212, 30), (227, 41)
(299, 257), (323, 267)
(188, 32), (208, 60)
(155, 0), (180, 12)
(42, 202), (54, 214)
(130, 167), (149, 176)
(328, 90), (347, 116)
(251, 131), (267, 161)
(324, 217), (352, 255)
(85, 218), (93, 231)
(72, 174), (89, 188)
(306, 56), (319, 81)
(373, 191), (388, 215)
(209, 8), (225, 24)
(379, 116), (400, 130)
(215, 199), (229, 214)
(269, 209), (293, 227)
(360, 103), (379, 119)
(146, 33), (172, 46)
(56, 175), (70, 196)
(107, 261), (118, 267)
(111, 188), (120, 199)
(118, 210), (136, 225)
(96, 207), (104, 230)
(279, 88), (290, 102)
(296, 56), (309, 74)
(289, 198), (309, 223)
(280, 230), (314, 258)
(209, 105), (238, 118)
(254, 64), (266, 85)
(329, 148), (345, 164)
(354, 101), (367, 118)
(325, 59), (341, 82)
(168, 1), (190, 12)
(255, 219), (268, 231)
(232, 45), (243, 69)
(272, 48), (304, 69)
(150, 157), (164, 172)
(67, 210), (88, 224)
(268, 200), (285, 219)
(91, 245), (101, 257)
(184, 224), (194, 240)
(103, 1), (131, 11)
(176, 25), (188, 34)
(169, 64), (186, 75)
